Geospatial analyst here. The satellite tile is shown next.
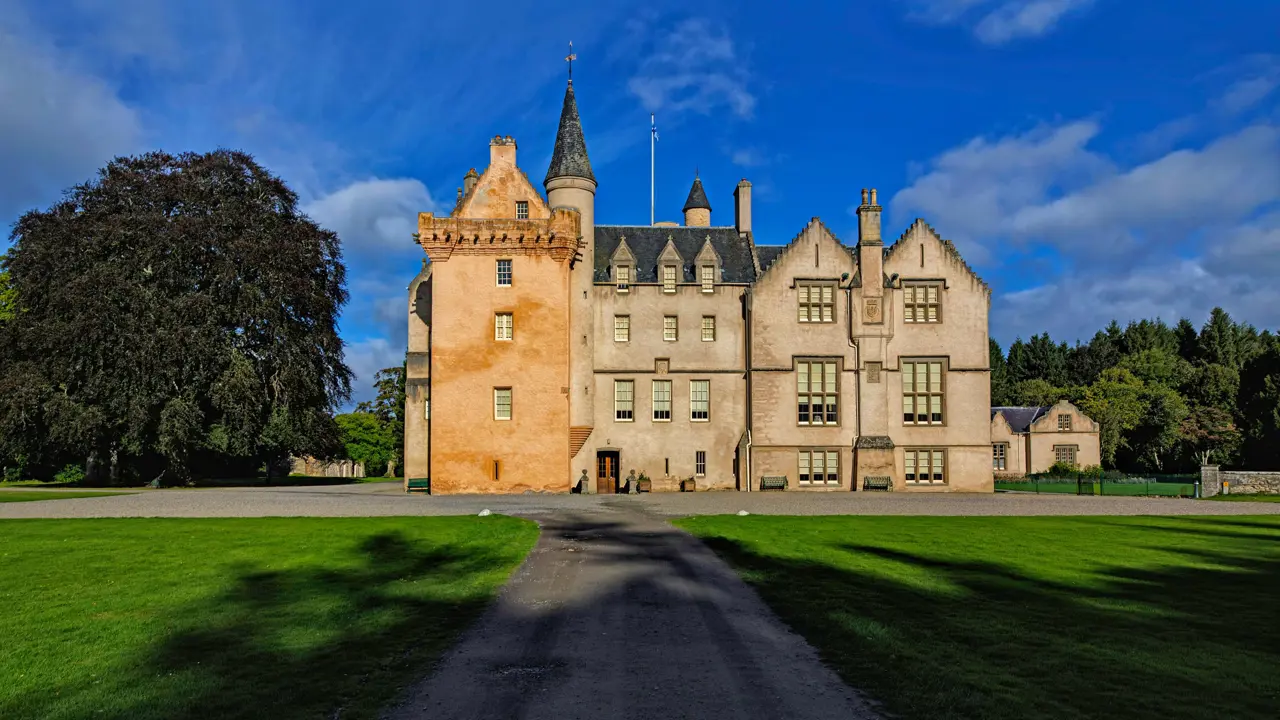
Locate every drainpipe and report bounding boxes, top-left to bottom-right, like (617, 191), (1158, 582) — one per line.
(844, 277), (861, 491)
(743, 286), (753, 492)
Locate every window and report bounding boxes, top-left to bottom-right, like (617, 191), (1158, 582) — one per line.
(701, 316), (716, 342)
(424, 400), (429, 420)
(663, 265), (678, 293)
(695, 451), (706, 476)
(1054, 445), (1078, 465)
(614, 380), (634, 421)
(993, 443), (1008, 471)
(496, 259), (512, 287)
(515, 201), (528, 219)
(799, 449), (840, 485)
(798, 282), (835, 322)
(797, 360), (839, 425)
(700, 265), (714, 293)
(652, 380), (672, 421)
(690, 380), (710, 421)
(614, 315), (630, 342)
(494, 312), (513, 341)
(1058, 414), (1072, 431)
(493, 459), (501, 482)
(905, 449), (946, 484)
(616, 265), (630, 293)
(663, 315), (678, 342)
(902, 360), (944, 425)
(494, 388), (512, 420)
(903, 282), (940, 323)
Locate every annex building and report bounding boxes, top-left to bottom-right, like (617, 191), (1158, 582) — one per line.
(404, 78), (997, 493)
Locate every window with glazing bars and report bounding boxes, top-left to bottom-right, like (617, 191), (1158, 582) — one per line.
(493, 388), (512, 420)
(700, 265), (714, 292)
(663, 265), (677, 293)
(695, 451), (706, 476)
(797, 360), (838, 425)
(614, 380), (634, 421)
(614, 315), (630, 342)
(664, 315), (678, 341)
(798, 282), (835, 322)
(798, 449), (840, 485)
(494, 312), (512, 341)
(615, 265), (630, 293)
(515, 201), (528, 219)
(905, 449), (945, 484)
(993, 443), (1007, 471)
(652, 380), (672, 421)
(690, 380), (710, 421)
(903, 282), (940, 323)
(701, 316), (716, 342)
(1054, 445), (1078, 465)
(902, 360), (944, 425)
(496, 259), (512, 287)
(1058, 414), (1072, 431)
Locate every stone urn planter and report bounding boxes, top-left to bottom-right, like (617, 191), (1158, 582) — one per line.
(637, 477), (652, 493)
(680, 477), (697, 492)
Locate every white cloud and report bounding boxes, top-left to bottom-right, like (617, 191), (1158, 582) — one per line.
(905, 0), (1094, 44)
(1211, 57), (1280, 115)
(628, 18), (755, 119)
(343, 337), (405, 408)
(304, 178), (437, 254)
(0, 20), (143, 222)
(731, 148), (769, 167)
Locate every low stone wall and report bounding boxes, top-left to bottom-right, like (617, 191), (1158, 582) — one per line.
(290, 456), (365, 478)
(1200, 465), (1280, 497)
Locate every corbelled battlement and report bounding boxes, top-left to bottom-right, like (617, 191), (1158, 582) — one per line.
(416, 209), (582, 263)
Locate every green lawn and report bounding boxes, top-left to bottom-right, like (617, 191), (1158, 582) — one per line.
(1208, 494), (1280, 502)
(0, 490), (132, 502)
(995, 480), (1195, 496)
(0, 517), (538, 720)
(678, 515), (1280, 720)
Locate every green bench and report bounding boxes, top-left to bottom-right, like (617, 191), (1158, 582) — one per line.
(760, 476), (788, 491)
(406, 478), (431, 494)
(862, 476), (892, 491)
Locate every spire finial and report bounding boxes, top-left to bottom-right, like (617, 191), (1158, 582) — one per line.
(565, 41), (576, 83)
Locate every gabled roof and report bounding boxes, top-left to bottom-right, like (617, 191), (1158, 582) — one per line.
(595, 226), (757, 283)
(755, 245), (784, 273)
(887, 218), (989, 293)
(683, 176), (711, 212)
(544, 81), (594, 184)
(991, 406), (1050, 434)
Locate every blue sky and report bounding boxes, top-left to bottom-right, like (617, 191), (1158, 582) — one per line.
(3, 0), (1279, 405)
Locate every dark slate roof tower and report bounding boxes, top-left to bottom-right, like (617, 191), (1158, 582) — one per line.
(682, 175), (712, 212)
(544, 81), (595, 184)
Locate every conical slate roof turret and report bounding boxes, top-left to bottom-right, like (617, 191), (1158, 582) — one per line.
(544, 81), (595, 185)
(683, 175), (711, 212)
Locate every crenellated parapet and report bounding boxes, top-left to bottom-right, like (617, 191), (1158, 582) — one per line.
(416, 208), (582, 263)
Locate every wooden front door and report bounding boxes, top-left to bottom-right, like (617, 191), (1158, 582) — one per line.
(596, 451), (619, 494)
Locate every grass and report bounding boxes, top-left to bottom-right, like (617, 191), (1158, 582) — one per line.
(1207, 494), (1280, 502)
(0, 516), (538, 720)
(995, 480), (1195, 496)
(0, 490), (132, 503)
(678, 515), (1280, 720)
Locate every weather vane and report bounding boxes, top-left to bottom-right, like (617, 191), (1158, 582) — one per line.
(566, 41), (577, 82)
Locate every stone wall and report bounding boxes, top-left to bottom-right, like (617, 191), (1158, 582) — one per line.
(1200, 465), (1280, 496)
(290, 457), (365, 478)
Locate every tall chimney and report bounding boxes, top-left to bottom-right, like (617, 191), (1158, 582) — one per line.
(857, 187), (884, 303)
(858, 187), (882, 244)
(734, 179), (752, 234)
(463, 168), (479, 196)
(489, 135), (517, 166)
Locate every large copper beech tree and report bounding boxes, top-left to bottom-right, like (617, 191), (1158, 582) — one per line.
(0, 150), (352, 484)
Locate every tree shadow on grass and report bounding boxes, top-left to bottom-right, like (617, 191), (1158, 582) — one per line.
(2, 531), (522, 720)
(698, 528), (1280, 720)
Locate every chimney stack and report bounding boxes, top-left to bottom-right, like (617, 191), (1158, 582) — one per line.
(734, 179), (752, 235)
(489, 135), (517, 167)
(463, 168), (479, 196)
(857, 187), (884, 304)
(857, 187), (882, 244)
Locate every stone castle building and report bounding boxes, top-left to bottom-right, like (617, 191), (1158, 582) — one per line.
(404, 78), (995, 493)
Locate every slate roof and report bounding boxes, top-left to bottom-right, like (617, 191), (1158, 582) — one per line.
(683, 177), (711, 212)
(595, 226), (758, 283)
(992, 406), (1050, 434)
(544, 81), (595, 184)
(755, 245), (784, 273)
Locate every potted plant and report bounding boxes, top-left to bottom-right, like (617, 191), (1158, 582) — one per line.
(636, 471), (652, 493)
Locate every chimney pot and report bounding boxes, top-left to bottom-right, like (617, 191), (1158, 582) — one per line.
(870, 188), (878, 205)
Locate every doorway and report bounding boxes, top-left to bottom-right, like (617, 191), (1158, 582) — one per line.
(596, 450), (620, 494)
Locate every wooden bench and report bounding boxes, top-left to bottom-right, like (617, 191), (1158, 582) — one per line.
(760, 476), (788, 491)
(406, 478), (431, 494)
(862, 476), (892, 491)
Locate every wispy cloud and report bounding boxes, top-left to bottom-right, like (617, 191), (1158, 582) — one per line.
(627, 18), (755, 119)
(904, 0), (1095, 44)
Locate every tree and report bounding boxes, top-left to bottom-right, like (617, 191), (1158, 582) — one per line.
(1179, 405), (1241, 467)
(1123, 384), (1188, 472)
(0, 255), (15, 326)
(1013, 378), (1068, 407)
(1008, 333), (1068, 387)
(989, 339), (1015, 406)
(1182, 363), (1239, 413)
(1174, 318), (1199, 364)
(1079, 368), (1146, 468)
(1117, 348), (1192, 390)
(1067, 331), (1118, 386)
(1121, 319), (1177, 356)
(1237, 341), (1280, 469)
(355, 362), (406, 476)
(334, 412), (394, 476)
(0, 150), (352, 484)
(1198, 307), (1241, 369)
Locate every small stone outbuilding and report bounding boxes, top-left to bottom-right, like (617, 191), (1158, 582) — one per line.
(990, 400), (1101, 476)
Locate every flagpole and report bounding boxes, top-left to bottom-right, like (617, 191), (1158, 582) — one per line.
(650, 113), (655, 226)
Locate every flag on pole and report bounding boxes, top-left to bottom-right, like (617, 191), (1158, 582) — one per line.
(651, 113), (658, 142)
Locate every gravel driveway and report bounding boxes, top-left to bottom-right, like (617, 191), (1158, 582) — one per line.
(1, 483), (1277, 518)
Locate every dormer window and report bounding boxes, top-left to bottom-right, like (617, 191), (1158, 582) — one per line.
(616, 265), (631, 293)
(663, 265), (677, 293)
(515, 201), (528, 219)
(700, 265), (714, 292)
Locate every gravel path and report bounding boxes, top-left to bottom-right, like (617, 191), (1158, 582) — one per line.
(2, 483), (1277, 518)
(386, 506), (882, 720)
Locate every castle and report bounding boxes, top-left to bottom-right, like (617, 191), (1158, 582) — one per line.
(404, 78), (999, 493)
